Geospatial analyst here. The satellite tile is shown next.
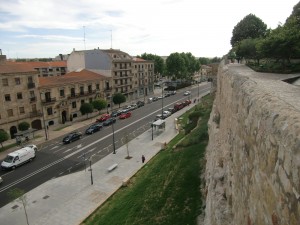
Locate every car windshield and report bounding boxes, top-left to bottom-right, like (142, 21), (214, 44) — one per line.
(4, 155), (14, 163)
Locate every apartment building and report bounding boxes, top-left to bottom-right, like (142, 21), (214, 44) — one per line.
(24, 61), (67, 77)
(132, 57), (154, 99)
(0, 60), (42, 138)
(39, 69), (111, 126)
(67, 48), (155, 101)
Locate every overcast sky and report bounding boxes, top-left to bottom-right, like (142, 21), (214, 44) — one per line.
(0, 0), (298, 59)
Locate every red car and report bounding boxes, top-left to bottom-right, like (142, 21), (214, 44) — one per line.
(96, 113), (111, 122)
(119, 112), (131, 119)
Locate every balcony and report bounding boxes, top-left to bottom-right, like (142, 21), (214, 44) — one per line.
(29, 110), (43, 118)
(27, 82), (36, 89)
(30, 96), (36, 102)
(42, 97), (56, 105)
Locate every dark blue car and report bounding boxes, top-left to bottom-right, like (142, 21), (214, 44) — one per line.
(85, 123), (103, 134)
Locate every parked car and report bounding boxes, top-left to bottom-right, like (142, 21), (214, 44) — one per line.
(63, 132), (82, 144)
(121, 108), (131, 113)
(111, 110), (122, 117)
(155, 114), (166, 120)
(85, 123), (103, 134)
(0, 176), (3, 184)
(184, 91), (191, 96)
(119, 112), (132, 119)
(96, 113), (111, 122)
(24, 144), (38, 152)
(168, 107), (176, 114)
(122, 105), (133, 111)
(103, 117), (116, 126)
(157, 96), (163, 99)
(130, 104), (138, 110)
(163, 110), (171, 117)
(1, 146), (36, 170)
(152, 97), (159, 101)
(148, 98), (153, 103)
(170, 90), (176, 95)
(136, 101), (145, 107)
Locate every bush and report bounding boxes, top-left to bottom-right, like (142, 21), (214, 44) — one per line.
(18, 122), (30, 131)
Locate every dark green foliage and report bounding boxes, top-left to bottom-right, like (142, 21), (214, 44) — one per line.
(0, 130), (9, 148)
(231, 14), (267, 47)
(18, 122), (30, 131)
(92, 99), (107, 112)
(139, 53), (165, 76)
(113, 93), (126, 107)
(80, 103), (94, 117)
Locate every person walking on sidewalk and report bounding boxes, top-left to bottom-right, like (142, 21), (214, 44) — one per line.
(142, 155), (145, 163)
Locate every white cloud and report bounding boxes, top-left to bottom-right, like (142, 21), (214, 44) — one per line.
(0, 0), (298, 58)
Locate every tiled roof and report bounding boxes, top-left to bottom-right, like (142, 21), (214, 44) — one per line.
(0, 61), (37, 74)
(39, 69), (108, 87)
(25, 61), (67, 68)
(0, 61), (67, 74)
(133, 57), (146, 62)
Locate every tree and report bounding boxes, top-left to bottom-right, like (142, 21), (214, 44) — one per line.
(8, 188), (30, 225)
(80, 103), (94, 118)
(113, 93), (126, 108)
(231, 14), (267, 47)
(198, 57), (210, 65)
(0, 129), (9, 148)
(165, 52), (186, 80)
(18, 122), (30, 131)
(236, 38), (262, 64)
(92, 99), (107, 113)
(139, 53), (165, 76)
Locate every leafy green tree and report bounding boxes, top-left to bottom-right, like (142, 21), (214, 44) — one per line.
(80, 103), (94, 118)
(198, 57), (210, 65)
(231, 14), (267, 47)
(236, 38), (262, 64)
(113, 93), (126, 108)
(92, 99), (107, 112)
(139, 53), (165, 76)
(258, 16), (300, 63)
(210, 57), (222, 63)
(0, 129), (9, 148)
(166, 52), (186, 80)
(8, 188), (29, 225)
(180, 52), (200, 79)
(18, 122), (30, 131)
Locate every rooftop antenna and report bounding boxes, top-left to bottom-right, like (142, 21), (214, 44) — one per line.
(110, 29), (112, 49)
(83, 26), (86, 50)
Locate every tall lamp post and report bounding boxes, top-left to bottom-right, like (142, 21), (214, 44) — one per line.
(39, 92), (48, 140)
(161, 82), (164, 118)
(112, 120), (116, 154)
(197, 73), (200, 99)
(89, 156), (93, 185)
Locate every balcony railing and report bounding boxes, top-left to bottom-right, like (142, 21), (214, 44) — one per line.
(42, 97), (56, 105)
(29, 110), (43, 118)
(30, 96), (36, 102)
(27, 82), (36, 89)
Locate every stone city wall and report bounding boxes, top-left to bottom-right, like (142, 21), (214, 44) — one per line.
(203, 62), (300, 225)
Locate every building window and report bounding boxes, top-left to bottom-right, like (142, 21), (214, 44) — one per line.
(19, 107), (25, 114)
(81, 100), (85, 105)
(2, 78), (8, 86)
(15, 78), (21, 85)
(88, 85), (92, 93)
(89, 98), (93, 103)
(5, 94), (11, 101)
(60, 89), (65, 97)
(47, 107), (53, 115)
(72, 102), (76, 109)
(17, 92), (23, 99)
(96, 84), (100, 90)
(71, 88), (75, 97)
(28, 76), (33, 83)
(80, 86), (84, 95)
(7, 109), (13, 117)
(32, 104), (37, 111)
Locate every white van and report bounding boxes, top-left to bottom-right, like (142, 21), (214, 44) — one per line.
(1, 146), (36, 170)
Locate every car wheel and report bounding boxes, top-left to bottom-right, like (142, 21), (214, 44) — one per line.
(12, 166), (16, 170)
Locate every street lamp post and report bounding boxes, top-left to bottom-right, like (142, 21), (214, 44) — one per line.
(112, 120), (116, 154)
(89, 157), (93, 185)
(39, 92), (48, 140)
(197, 73), (200, 99)
(161, 83), (164, 118)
